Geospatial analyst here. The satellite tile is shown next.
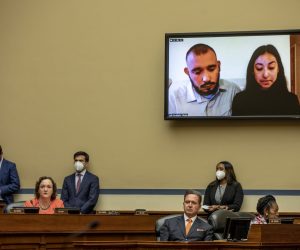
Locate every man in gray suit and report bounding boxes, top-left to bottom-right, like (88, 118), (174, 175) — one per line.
(160, 189), (213, 241)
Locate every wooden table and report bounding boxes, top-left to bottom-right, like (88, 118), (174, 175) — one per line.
(73, 224), (300, 249)
(0, 213), (299, 250)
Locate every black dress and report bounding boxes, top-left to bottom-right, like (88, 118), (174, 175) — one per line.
(232, 90), (300, 116)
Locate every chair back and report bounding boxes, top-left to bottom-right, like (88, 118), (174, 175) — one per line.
(156, 214), (181, 241)
(236, 211), (256, 220)
(208, 209), (239, 240)
(4, 201), (25, 213)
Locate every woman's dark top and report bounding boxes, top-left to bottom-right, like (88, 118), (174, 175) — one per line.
(203, 181), (244, 212)
(232, 90), (300, 116)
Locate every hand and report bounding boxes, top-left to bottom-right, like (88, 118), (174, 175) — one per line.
(208, 205), (220, 212)
(219, 205), (228, 210)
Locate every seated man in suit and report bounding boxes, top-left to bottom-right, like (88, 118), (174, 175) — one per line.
(0, 145), (20, 205)
(61, 151), (100, 214)
(160, 189), (213, 241)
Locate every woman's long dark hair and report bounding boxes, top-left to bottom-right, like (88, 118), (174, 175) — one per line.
(245, 44), (289, 94)
(213, 161), (237, 185)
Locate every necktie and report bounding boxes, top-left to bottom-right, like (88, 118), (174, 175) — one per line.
(185, 218), (192, 235)
(76, 174), (82, 193)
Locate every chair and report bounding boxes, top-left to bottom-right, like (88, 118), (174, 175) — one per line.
(155, 214), (180, 241)
(208, 209), (239, 240)
(236, 211), (256, 220)
(4, 201), (25, 213)
(155, 214), (208, 241)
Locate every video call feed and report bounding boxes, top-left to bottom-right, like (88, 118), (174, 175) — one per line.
(165, 30), (300, 120)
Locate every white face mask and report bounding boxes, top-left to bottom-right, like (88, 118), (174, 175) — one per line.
(216, 170), (226, 180)
(74, 161), (85, 172)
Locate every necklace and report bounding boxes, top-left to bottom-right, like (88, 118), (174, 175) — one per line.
(39, 200), (51, 210)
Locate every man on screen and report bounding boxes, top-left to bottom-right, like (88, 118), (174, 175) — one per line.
(168, 43), (240, 116)
(159, 189), (213, 241)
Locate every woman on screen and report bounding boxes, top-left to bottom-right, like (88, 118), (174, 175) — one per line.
(252, 195), (279, 224)
(232, 44), (300, 116)
(203, 161), (244, 213)
(24, 176), (64, 214)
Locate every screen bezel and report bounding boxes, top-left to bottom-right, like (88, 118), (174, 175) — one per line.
(164, 29), (300, 120)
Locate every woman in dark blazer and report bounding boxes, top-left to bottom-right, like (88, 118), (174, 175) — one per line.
(203, 161), (243, 213)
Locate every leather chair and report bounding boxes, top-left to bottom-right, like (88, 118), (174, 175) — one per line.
(155, 214), (208, 241)
(4, 201), (25, 213)
(236, 211), (256, 220)
(208, 209), (240, 240)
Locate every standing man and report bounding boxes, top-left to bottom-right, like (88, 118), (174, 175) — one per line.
(0, 145), (20, 205)
(160, 190), (213, 241)
(168, 43), (240, 116)
(61, 151), (100, 214)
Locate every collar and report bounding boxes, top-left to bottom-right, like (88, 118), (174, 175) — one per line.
(184, 213), (197, 223)
(186, 80), (227, 103)
(0, 157), (3, 169)
(256, 214), (267, 224)
(76, 169), (87, 177)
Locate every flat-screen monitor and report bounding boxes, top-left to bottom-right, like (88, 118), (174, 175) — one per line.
(165, 29), (300, 120)
(223, 217), (251, 241)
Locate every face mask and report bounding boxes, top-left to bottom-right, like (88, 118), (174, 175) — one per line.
(216, 170), (226, 180)
(74, 161), (85, 172)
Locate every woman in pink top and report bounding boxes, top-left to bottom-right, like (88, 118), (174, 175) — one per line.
(24, 176), (64, 214)
(251, 195), (279, 224)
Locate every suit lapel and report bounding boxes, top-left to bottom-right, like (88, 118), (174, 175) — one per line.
(70, 173), (76, 194)
(221, 184), (230, 203)
(0, 160), (6, 183)
(177, 216), (186, 237)
(189, 217), (201, 236)
(211, 184), (218, 204)
(76, 171), (89, 195)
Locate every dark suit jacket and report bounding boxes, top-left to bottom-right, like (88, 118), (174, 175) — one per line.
(0, 159), (20, 204)
(203, 181), (244, 212)
(159, 215), (213, 241)
(61, 171), (100, 214)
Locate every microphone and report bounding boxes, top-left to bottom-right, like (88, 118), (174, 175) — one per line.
(88, 220), (99, 230)
(59, 220), (100, 249)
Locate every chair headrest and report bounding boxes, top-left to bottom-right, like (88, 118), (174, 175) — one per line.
(208, 210), (239, 231)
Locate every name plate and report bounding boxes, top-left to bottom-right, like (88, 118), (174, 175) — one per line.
(97, 210), (120, 215)
(135, 209), (147, 215)
(10, 207), (25, 214)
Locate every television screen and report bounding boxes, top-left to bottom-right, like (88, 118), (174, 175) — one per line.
(165, 30), (300, 120)
(223, 217), (251, 241)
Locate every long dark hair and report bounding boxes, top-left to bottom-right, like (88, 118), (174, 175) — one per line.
(215, 161), (237, 185)
(245, 44), (289, 94)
